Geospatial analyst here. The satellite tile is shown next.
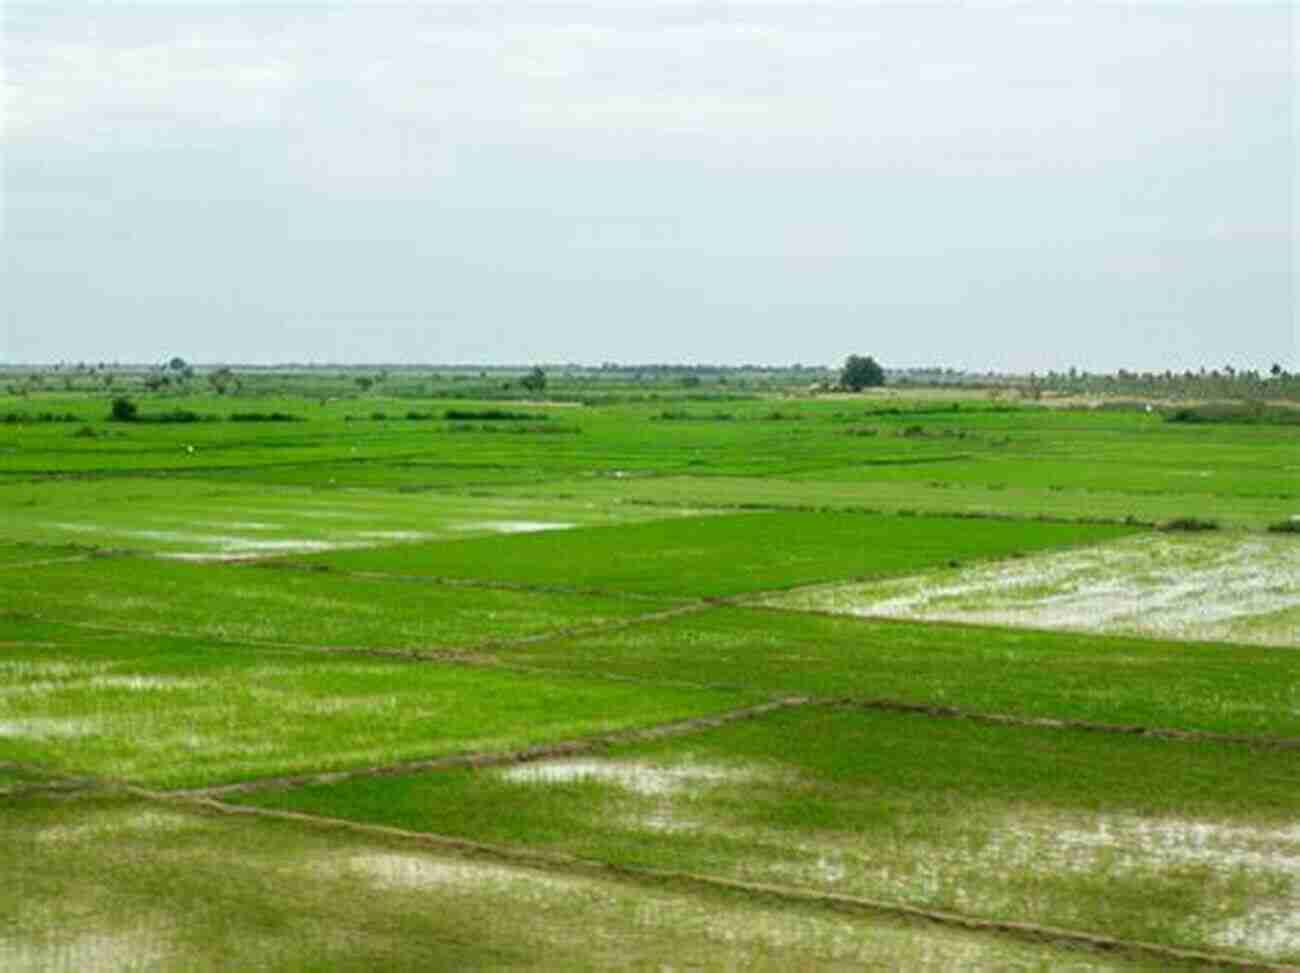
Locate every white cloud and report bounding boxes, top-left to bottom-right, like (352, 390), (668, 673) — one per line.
(3, 1), (1292, 368)
(9, 3), (1287, 152)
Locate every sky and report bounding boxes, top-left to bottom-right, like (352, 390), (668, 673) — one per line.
(3, 0), (1294, 371)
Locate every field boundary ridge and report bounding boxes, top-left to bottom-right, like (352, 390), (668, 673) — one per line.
(829, 696), (1300, 749)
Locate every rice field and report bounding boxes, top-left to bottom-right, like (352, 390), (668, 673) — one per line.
(310, 510), (1136, 598)
(762, 532), (1300, 647)
(1, 794), (1179, 971)
(3, 383), (1298, 969)
(238, 707), (1300, 958)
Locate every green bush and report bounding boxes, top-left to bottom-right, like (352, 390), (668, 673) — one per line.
(228, 412), (301, 423)
(444, 409), (545, 421)
(108, 397), (138, 422)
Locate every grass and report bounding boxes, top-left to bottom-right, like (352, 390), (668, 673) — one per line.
(3, 392), (1296, 534)
(0, 542), (92, 567)
(2, 383), (1297, 965)
(310, 511), (1136, 598)
(0, 793), (1171, 971)
(488, 606), (1300, 737)
(0, 621), (751, 788)
(239, 706), (1300, 963)
(0, 556), (670, 651)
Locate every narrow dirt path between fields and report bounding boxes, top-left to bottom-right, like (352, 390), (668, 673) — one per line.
(827, 697), (1300, 750)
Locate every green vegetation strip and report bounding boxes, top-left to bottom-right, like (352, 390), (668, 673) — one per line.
(236, 707), (1300, 964)
(310, 511), (1136, 598)
(497, 606), (1300, 738)
(0, 625), (752, 789)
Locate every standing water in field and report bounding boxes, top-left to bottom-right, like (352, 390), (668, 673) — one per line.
(764, 534), (1300, 646)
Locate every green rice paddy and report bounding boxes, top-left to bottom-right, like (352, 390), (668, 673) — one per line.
(0, 793), (1179, 971)
(312, 511), (1135, 598)
(3, 380), (1297, 968)
(239, 707), (1300, 958)
(1, 556), (669, 650)
(487, 606), (1300, 737)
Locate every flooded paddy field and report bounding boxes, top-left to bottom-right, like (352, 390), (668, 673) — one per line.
(2, 794), (1176, 971)
(764, 533), (1300, 648)
(3, 386), (1298, 968)
(239, 706), (1300, 964)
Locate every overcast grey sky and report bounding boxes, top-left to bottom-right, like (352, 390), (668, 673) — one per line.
(3, 1), (1294, 370)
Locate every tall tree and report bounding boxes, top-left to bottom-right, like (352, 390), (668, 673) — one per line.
(841, 354), (885, 391)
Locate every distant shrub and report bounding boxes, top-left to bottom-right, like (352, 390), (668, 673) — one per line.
(901, 424), (926, 437)
(143, 409), (205, 424)
(108, 397), (138, 422)
(444, 409), (546, 421)
(1266, 518), (1300, 534)
(1165, 403), (1300, 425)
(1158, 516), (1220, 532)
(371, 411), (388, 421)
(446, 420), (579, 436)
(2, 411), (81, 424)
(404, 411), (436, 421)
(72, 424), (98, 438)
(229, 412), (301, 423)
